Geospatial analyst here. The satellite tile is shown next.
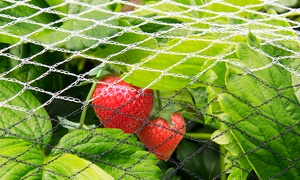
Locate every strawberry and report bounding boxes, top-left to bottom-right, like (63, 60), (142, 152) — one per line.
(137, 112), (186, 161)
(92, 76), (154, 134)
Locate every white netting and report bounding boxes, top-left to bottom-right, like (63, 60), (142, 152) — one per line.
(1, 0), (300, 179)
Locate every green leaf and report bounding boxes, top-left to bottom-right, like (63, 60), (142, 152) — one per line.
(174, 0), (204, 6)
(3, 44), (50, 85)
(207, 31), (300, 179)
(203, 0), (263, 26)
(0, 138), (44, 179)
(235, 42), (271, 69)
(123, 55), (202, 90)
(265, 0), (298, 13)
(211, 123), (252, 180)
(283, 56), (300, 102)
(159, 89), (195, 106)
(57, 116), (96, 132)
(31, 0), (118, 50)
(128, 1), (204, 37)
(224, 0), (262, 7)
(205, 0), (262, 14)
(87, 20), (158, 72)
(203, 60), (227, 127)
(0, 43), (66, 103)
(247, 31), (260, 48)
(0, 80), (52, 147)
(0, 138), (113, 179)
(44, 153), (113, 180)
(156, 89), (204, 122)
(189, 87), (207, 108)
(245, 9), (296, 38)
(211, 129), (231, 145)
(133, 1), (194, 23)
(0, 1), (59, 44)
(226, 152), (253, 180)
(218, 64), (300, 179)
(6, 44), (42, 82)
(124, 36), (233, 90)
(44, 0), (68, 17)
(258, 37), (300, 103)
(51, 128), (161, 179)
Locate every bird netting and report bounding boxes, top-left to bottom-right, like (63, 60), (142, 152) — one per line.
(0, 0), (300, 179)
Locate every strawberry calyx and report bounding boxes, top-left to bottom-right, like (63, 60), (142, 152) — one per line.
(153, 90), (174, 126)
(156, 110), (173, 126)
(152, 90), (188, 127)
(79, 63), (122, 129)
(137, 112), (186, 161)
(154, 105), (186, 128)
(89, 63), (121, 77)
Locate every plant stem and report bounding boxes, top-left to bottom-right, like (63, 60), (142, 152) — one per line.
(79, 69), (102, 129)
(220, 145), (227, 180)
(186, 132), (212, 140)
(114, 3), (123, 12)
(156, 90), (162, 110)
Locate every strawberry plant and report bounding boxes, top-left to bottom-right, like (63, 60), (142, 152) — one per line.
(1, 0), (300, 179)
(0, 80), (160, 179)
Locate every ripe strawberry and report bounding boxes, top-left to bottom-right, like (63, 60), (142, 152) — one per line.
(92, 76), (154, 134)
(137, 112), (186, 161)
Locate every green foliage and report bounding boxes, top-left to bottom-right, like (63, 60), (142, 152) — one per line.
(0, 0), (118, 50)
(87, 20), (159, 71)
(51, 129), (161, 179)
(123, 36), (233, 90)
(0, 0), (59, 44)
(32, 0), (119, 50)
(0, 81), (160, 179)
(0, 80), (52, 147)
(44, 154), (114, 180)
(0, 138), (114, 180)
(0, 43), (64, 97)
(217, 47), (300, 179)
(0, 138), (44, 179)
(209, 24), (300, 180)
(125, 0), (300, 178)
(1, 0), (300, 179)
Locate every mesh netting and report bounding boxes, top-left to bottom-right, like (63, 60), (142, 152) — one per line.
(1, 0), (300, 179)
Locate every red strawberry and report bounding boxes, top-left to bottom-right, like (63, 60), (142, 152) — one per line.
(137, 112), (186, 161)
(92, 76), (154, 134)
